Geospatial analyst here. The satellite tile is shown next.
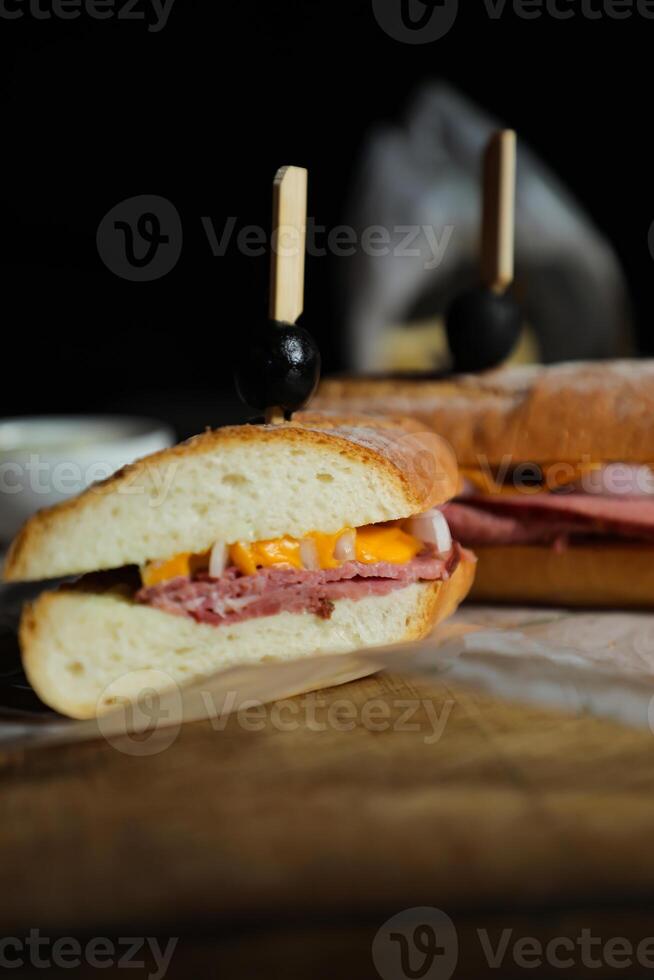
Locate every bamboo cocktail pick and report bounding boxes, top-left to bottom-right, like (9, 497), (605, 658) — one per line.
(269, 166), (308, 328)
(481, 130), (516, 294)
(446, 129), (521, 373)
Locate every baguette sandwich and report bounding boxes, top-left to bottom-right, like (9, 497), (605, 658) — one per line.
(3, 413), (475, 718)
(316, 361), (654, 607)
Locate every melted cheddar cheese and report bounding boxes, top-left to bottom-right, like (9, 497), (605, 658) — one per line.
(141, 551), (209, 587)
(307, 530), (348, 570)
(355, 524), (423, 565)
(141, 523), (424, 586)
(229, 537), (303, 576)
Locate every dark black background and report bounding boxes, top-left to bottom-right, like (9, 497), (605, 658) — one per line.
(0, 0), (651, 435)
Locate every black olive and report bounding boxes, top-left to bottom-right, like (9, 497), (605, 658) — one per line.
(446, 286), (521, 373)
(233, 319), (321, 415)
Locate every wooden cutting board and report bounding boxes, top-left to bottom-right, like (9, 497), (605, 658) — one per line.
(2, 667), (654, 954)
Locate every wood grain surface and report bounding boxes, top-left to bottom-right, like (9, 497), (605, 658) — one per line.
(3, 671), (654, 977)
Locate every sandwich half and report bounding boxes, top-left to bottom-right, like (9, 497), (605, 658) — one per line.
(316, 361), (654, 607)
(4, 412), (475, 718)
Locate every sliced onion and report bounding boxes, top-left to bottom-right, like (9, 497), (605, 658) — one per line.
(300, 537), (320, 571)
(222, 595), (257, 613)
(334, 529), (356, 562)
(209, 541), (228, 578)
(407, 509), (452, 556)
(209, 595), (256, 618)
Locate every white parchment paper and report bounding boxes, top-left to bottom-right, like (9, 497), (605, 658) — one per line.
(2, 607), (654, 751)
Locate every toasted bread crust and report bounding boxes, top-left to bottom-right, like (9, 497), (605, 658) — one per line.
(20, 557), (475, 718)
(316, 361), (654, 467)
(4, 413), (458, 583)
(469, 543), (654, 607)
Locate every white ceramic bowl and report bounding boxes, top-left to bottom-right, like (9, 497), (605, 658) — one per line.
(0, 416), (174, 542)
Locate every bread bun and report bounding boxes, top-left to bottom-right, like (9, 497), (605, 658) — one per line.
(316, 361), (654, 467)
(4, 412), (458, 583)
(21, 558), (475, 718)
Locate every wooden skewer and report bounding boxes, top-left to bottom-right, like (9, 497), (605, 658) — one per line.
(266, 165), (308, 425)
(269, 165), (308, 324)
(265, 407), (285, 425)
(481, 130), (516, 295)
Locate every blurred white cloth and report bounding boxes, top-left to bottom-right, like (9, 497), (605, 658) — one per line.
(344, 84), (632, 371)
